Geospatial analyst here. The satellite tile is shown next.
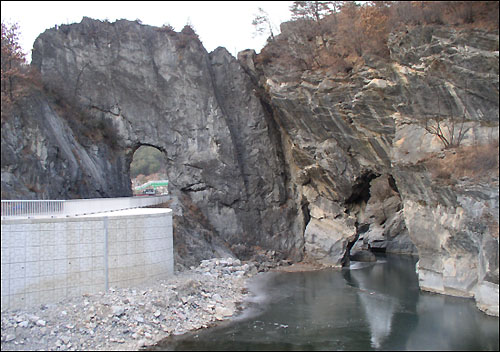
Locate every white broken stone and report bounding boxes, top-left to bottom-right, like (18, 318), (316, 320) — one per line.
(111, 305), (125, 316)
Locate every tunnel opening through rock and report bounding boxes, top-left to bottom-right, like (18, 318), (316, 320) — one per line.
(129, 144), (170, 196)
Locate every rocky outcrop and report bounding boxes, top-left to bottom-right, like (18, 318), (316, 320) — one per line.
(397, 171), (499, 315)
(247, 24), (498, 314)
(1, 92), (130, 199)
(388, 27), (499, 316)
(1, 18), (498, 315)
(2, 18), (305, 268)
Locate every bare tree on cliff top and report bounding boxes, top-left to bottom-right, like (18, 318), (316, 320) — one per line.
(1, 21), (40, 117)
(252, 7), (277, 41)
(289, 1), (345, 49)
(289, 1), (344, 22)
(1, 21), (26, 103)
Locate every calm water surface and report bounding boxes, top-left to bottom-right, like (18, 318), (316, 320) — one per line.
(151, 254), (499, 351)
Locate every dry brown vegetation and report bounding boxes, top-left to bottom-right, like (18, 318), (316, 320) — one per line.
(175, 24), (201, 50)
(424, 140), (499, 183)
(256, 1), (499, 73)
(1, 21), (42, 119)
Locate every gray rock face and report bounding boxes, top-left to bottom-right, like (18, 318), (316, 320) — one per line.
(252, 25), (498, 314)
(1, 92), (130, 199)
(4, 18), (303, 267)
(397, 169), (499, 315)
(388, 27), (499, 316)
(1, 19), (498, 315)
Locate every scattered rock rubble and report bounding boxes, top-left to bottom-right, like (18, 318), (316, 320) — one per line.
(1, 256), (290, 351)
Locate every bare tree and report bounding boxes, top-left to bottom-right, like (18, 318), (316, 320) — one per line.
(289, 1), (342, 22)
(423, 83), (470, 149)
(290, 1), (343, 47)
(252, 7), (277, 41)
(1, 21), (27, 102)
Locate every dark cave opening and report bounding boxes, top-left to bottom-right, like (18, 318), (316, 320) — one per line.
(342, 171), (380, 266)
(345, 171), (380, 210)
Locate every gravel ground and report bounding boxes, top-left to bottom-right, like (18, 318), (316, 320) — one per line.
(1, 257), (288, 351)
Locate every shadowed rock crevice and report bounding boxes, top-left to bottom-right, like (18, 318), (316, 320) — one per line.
(343, 171), (379, 265)
(350, 174), (418, 261)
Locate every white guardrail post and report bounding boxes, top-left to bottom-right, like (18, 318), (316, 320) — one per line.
(1, 195), (170, 218)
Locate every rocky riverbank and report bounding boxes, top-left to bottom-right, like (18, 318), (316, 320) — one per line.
(1, 257), (288, 351)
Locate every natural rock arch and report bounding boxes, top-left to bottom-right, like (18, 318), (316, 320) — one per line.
(129, 144), (169, 193)
(30, 18), (305, 266)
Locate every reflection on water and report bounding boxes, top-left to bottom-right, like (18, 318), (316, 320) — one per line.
(346, 264), (398, 348)
(150, 254), (499, 351)
(343, 256), (420, 349)
(405, 294), (500, 351)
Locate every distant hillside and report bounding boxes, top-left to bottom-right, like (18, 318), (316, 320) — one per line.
(130, 145), (166, 178)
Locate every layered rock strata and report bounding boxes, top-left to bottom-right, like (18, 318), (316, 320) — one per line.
(247, 24), (498, 315)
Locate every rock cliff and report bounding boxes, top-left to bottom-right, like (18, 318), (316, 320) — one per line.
(1, 18), (498, 315)
(245, 24), (498, 315)
(3, 18), (304, 268)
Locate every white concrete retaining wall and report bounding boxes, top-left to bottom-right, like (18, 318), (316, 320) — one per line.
(1, 208), (173, 311)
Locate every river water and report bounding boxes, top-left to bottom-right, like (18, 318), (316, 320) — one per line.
(151, 254), (499, 351)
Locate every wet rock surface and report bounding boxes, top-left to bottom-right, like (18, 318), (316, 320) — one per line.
(1, 257), (286, 351)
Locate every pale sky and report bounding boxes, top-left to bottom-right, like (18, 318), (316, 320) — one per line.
(1, 1), (294, 61)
